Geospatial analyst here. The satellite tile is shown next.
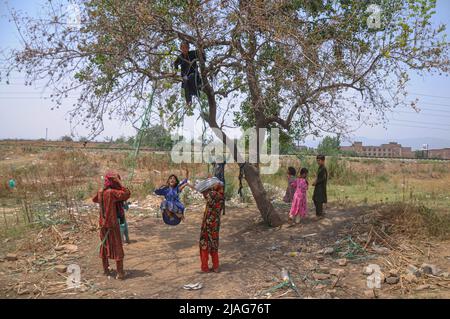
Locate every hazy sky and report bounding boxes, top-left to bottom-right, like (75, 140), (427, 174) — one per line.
(1, 0), (450, 146)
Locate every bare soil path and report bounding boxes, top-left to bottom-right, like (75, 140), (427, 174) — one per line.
(1, 203), (449, 299)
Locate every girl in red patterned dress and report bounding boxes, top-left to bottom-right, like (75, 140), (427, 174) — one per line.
(199, 182), (224, 273)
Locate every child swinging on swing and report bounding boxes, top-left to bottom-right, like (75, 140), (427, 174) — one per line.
(154, 170), (193, 225)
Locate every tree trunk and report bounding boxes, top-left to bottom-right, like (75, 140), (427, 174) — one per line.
(196, 35), (282, 228)
(243, 163), (283, 227)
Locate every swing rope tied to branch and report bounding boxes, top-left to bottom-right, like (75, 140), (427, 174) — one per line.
(127, 80), (158, 183)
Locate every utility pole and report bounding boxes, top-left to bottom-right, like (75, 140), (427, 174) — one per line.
(422, 144), (429, 159)
(45, 128), (48, 141)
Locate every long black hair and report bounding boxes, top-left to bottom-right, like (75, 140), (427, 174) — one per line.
(167, 174), (180, 187)
(287, 166), (296, 176)
(300, 168), (309, 185)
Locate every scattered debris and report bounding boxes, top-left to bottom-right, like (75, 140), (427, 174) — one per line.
(260, 268), (300, 297)
(281, 268), (289, 282)
(334, 236), (369, 260)
(301, 233), (317, 238)
(314, 284), (327, 290)
(313, 273), (331, 281)
(54, 265), (67, 273)
(17, 288), (30, 296)
(268, 244), (281, 251)
(406, 264), (422, 277)
(183, 283), (203, 290)
(403, 273), (418, 283)
(5, 253), (18, 261)
(371, 242), (390, 255)
(337, 258), (347, 266)
(330, 268), (345, 277)
(421, 263), (440, 276)
(320, 247), (334, 255)
(388, 269), (399, 277)
(284, 251), (299, 257)
(385, 276), (400, 285)
(415, 284), (431, 291)
(316, 266), (330, 274)
(363, 264), (380, 275)
(55, 244), (78, 253)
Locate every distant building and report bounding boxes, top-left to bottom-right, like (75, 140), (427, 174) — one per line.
(340, 141), (414, 158)
(427, 148), (450, 159)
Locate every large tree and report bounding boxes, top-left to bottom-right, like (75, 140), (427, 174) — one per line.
(1, 0), (448, 226)
(317, 135), (341, 156)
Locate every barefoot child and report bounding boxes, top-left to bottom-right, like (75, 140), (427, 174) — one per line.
(288, 168), (309, 224)
(283, 167), (297, 203)
(155, 170), (192, 225)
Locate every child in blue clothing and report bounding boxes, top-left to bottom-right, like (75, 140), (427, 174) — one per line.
(119, 201), (130, 244)
(154, 171), (192, 225)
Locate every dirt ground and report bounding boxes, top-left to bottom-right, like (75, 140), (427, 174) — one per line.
(1, 202), (449, 299)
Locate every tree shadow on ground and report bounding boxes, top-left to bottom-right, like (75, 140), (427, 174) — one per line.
(126, 269), (153, 279)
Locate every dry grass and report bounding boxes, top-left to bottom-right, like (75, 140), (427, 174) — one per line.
(376, 203), (450, 240)
(1, 144), (449, 240)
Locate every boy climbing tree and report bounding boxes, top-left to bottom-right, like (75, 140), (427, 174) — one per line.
(174, 41), (205, 106)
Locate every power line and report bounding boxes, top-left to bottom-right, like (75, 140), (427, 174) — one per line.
(0, 97), (78, 99)
(386, 120), (450, 130)
(392, 105), (450, 114)
(0, 91), (54, 94)
(409, 92), (450, 100)
(389, 118), (450, 127)
(418, 107), (450, 114)
(413, 101), (450, 108)
(387, 123), (450, 132)
(392, 111), (450, 118)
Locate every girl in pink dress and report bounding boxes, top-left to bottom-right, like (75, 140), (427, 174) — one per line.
(289, 168), (309, 224)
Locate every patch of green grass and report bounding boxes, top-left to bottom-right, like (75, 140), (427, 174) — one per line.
(0, 222), (39, 240)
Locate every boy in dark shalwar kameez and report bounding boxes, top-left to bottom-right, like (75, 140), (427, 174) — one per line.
(93, 172), (131, 279)
(312, 155), (328, 218)
(174, 41), (206, 106)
